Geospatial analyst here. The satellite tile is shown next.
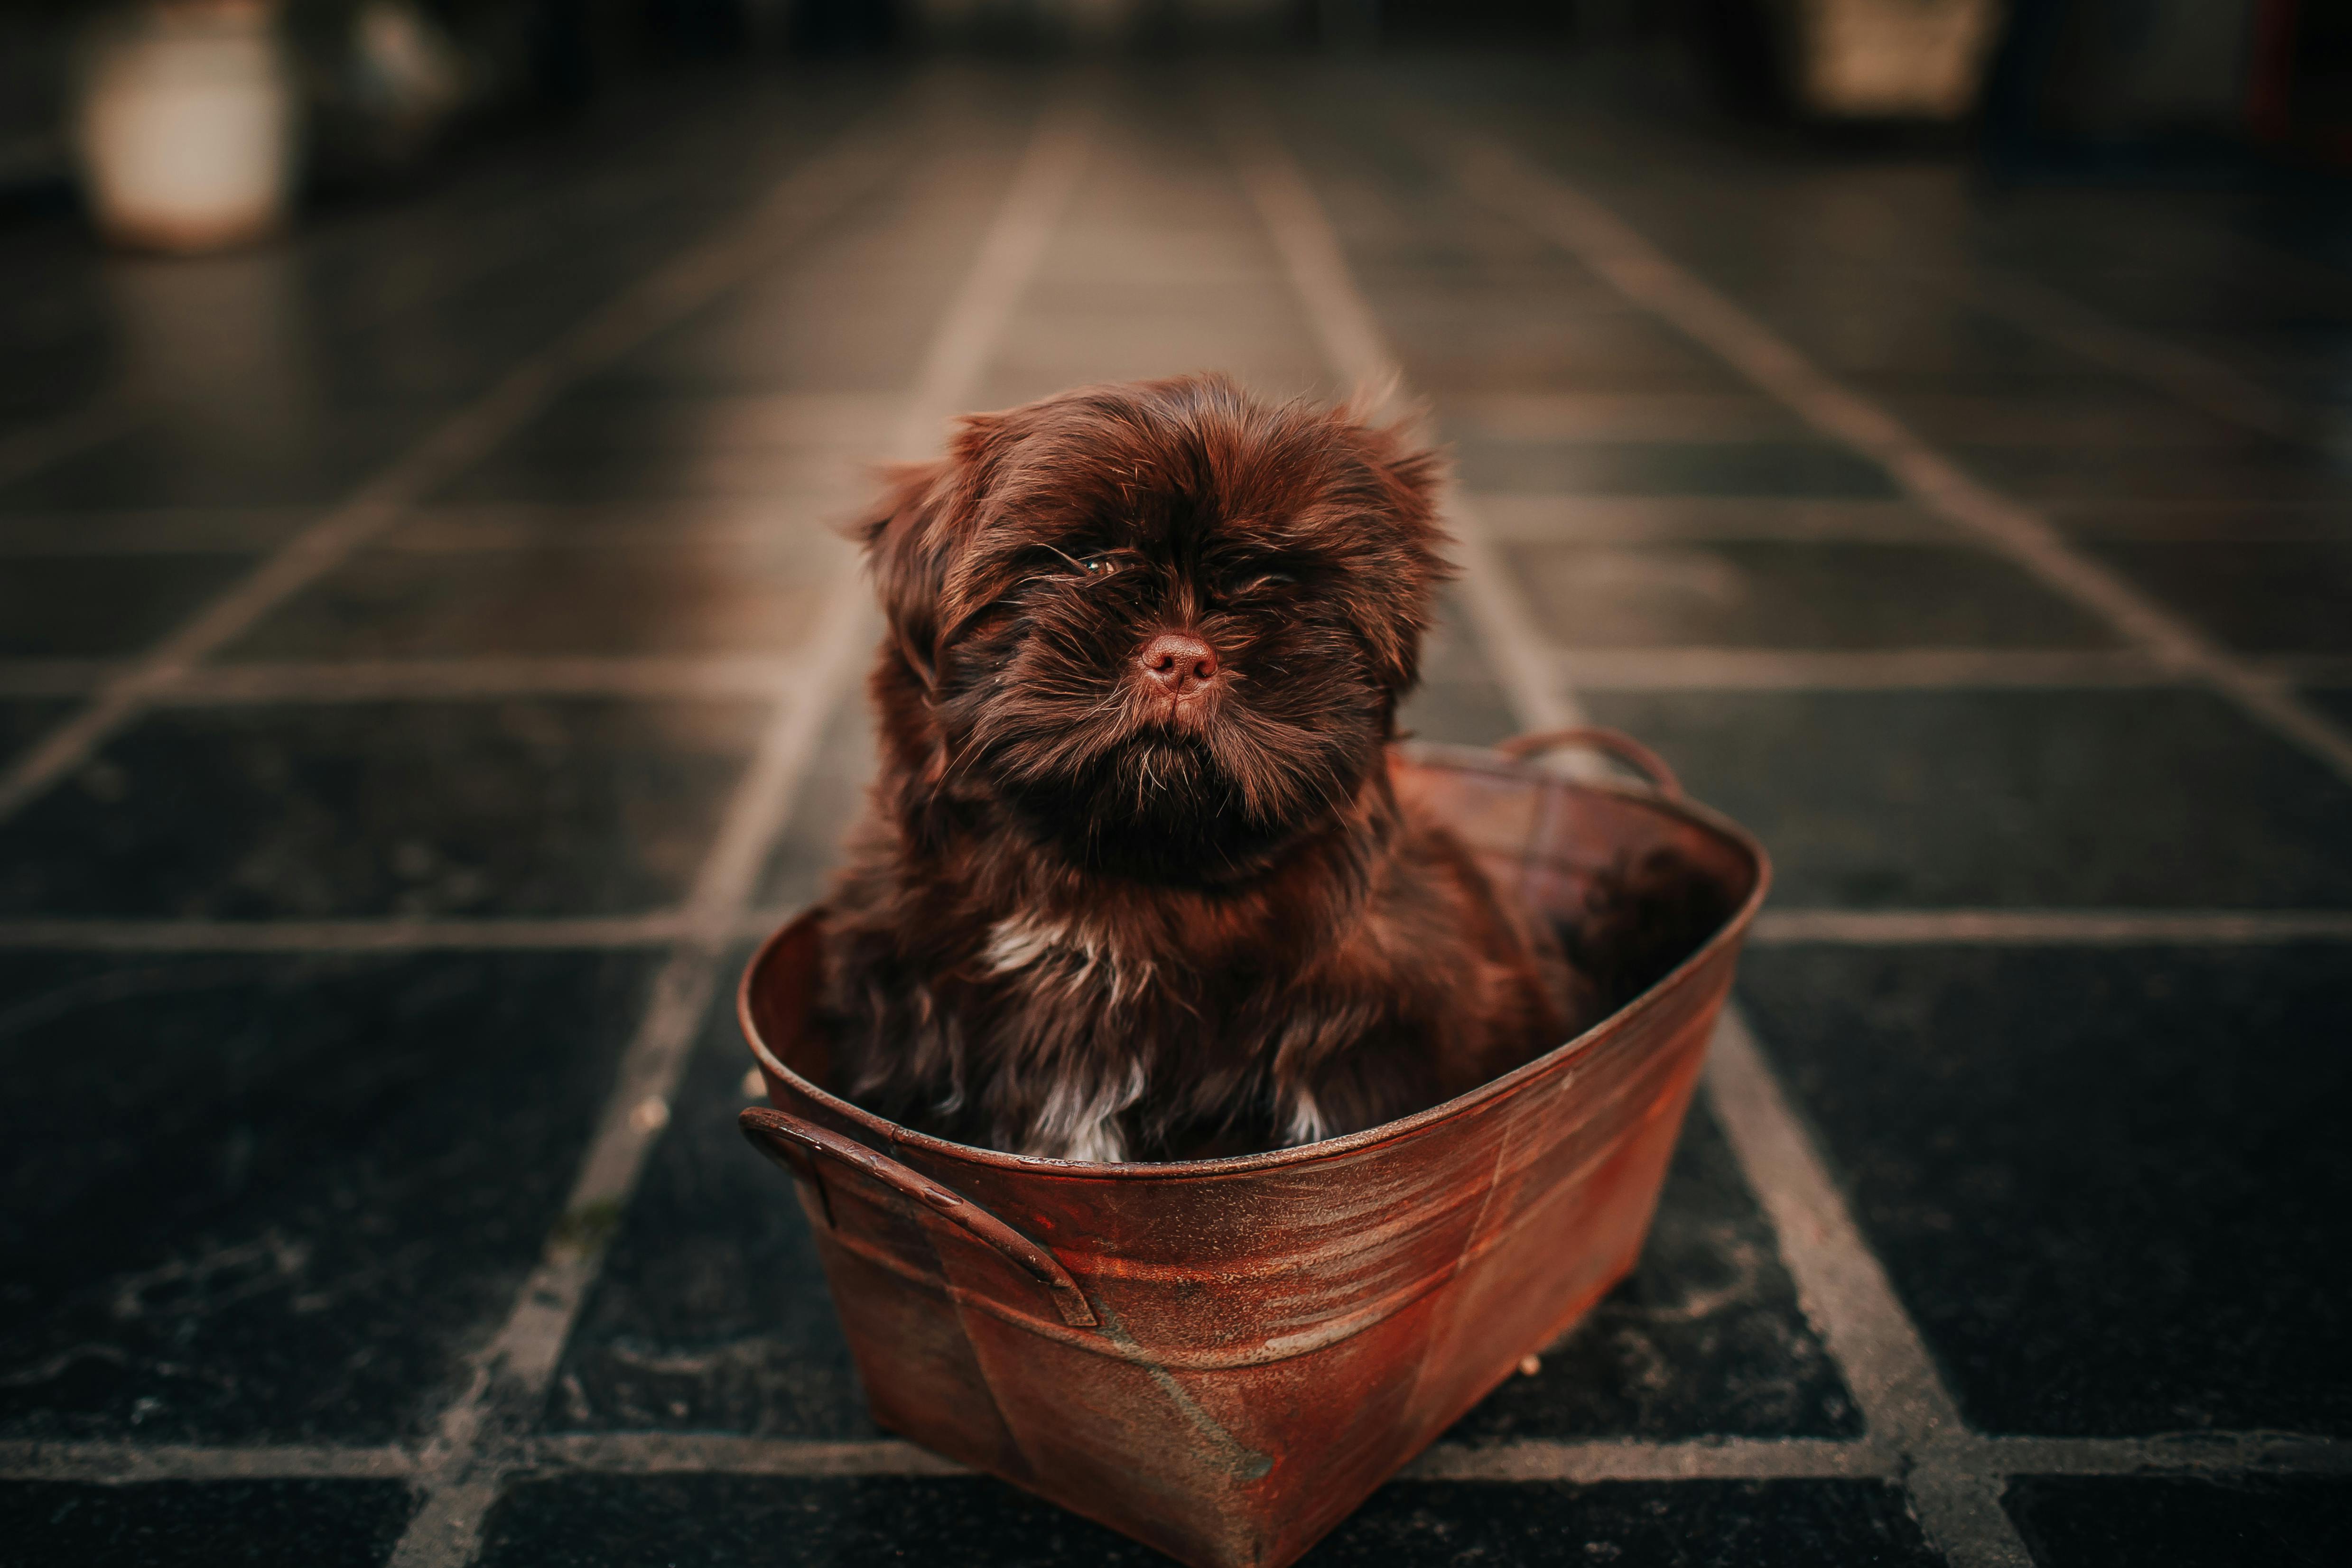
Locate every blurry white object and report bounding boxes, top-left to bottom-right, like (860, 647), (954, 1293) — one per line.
(76, 0), (297, 252)
(1789, 0), (2006, 120)
(348, 0), (465, 163)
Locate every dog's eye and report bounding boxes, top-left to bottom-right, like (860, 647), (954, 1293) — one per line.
(1040, 546), (1125, 580)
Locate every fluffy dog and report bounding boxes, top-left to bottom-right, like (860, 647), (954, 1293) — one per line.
(821, 375), (1631, 1161)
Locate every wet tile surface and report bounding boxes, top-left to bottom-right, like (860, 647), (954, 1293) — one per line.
(1582, 689), (2352, 908)
(477, 1474), (1943, 1568)
(1739, 945), (2352, 1436)
(1504, 540), (2116, 649)
(0, 699), (767, 919)
(2002, 1475), (2352, 1568)
(0, 1480), (415, 1568)
(0, 949), (656, 1442)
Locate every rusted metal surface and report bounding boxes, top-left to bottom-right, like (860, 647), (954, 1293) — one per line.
(737, 734), (1769, 1568)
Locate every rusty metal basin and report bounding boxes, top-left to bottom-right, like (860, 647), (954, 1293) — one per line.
(737, 731), (1769, 1568)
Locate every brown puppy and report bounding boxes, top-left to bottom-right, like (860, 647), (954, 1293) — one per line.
(820, 374), (1582, 1162)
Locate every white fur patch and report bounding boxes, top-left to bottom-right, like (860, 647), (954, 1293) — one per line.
(985, 912), (1074, 975)
(1033, 1058), (1148, 1163)
(985, 911), (1155, 1010)
(1282, 1088), (1333, 1148)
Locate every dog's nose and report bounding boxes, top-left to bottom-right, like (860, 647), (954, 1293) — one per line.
(1137, 632), (1219, 697)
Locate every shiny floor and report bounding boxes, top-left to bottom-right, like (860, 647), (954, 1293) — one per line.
(3, 59), (2349, 1568)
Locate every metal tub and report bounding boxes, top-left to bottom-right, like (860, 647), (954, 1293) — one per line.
(737, 732), (1769, 1568)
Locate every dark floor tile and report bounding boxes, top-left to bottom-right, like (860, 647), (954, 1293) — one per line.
(477, 1473), (1156, 1568)
(2305, 688), (2352, 731)
(0, 700), (74, 763)
(1309, 1480), (1941, 1568)
(1449, 1102), (1858, 1440)
(0, 698), (767, 919)
(1739, 945), (2352, 1436)
(1506, 541), (2115, 649)
(428, 442), (852, 505)
(479, 1474), (1941, 1568)
(0, 510), (318, 555)
(0, 555), (254, 658)
(1458, 441), (1896, 499)
(1875, 389), (2283, 455)
(1581, 689), (2352, 907)
(2081, 540), (2352, 655)
(547, 946), (870, 1438)
(1951, 445), (2352, 504)
(1749, 298), (2107, 382)
(2003, 1475), (2352, 1568)
(1390, 315), (1755, 396)
(0, 410), (439, 512)
(226, 538), (838, 659)
(0, 948), (657, 1442)
(2044, 501), (2351, 541)
(1400, 677), (1523, 750)
(0, 1479), (415, 1568)
(753, 688), (875, 912)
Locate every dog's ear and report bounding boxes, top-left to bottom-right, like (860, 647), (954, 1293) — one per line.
(856, 413), (1019, 691)
(1345, 416), (1451, 693)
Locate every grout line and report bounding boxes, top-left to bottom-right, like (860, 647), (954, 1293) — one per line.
(0, 1442), (417, 1484)
(0, 662), (124, 698)
(13, 1428), (2344, 1488)
(1954, 269), (2317, 449)
(1752, 908), (2352, 946)
(1212, 92), (1582, 733)
(381, 94), (1097, 1568)
(8, 647), (2348, 705)
(7, 904), (2349, 955)
(1402, 1436), (1895, 1482)
(0, 103), (918, 829)
(1425, 123), (2352, 796)
(1970, 1432), (2352, 1477)
(1469, 495), (1956, 545)
(520, 1435), (972, 1478)
(153, 657), (810, 705)
(1551, 648), (2176, 692)
(13, 645), (2351, 705)
(0, 916), (689, 953)
(1237, 97), (2033, 1567)
(1703, 1013), (2027, 1564)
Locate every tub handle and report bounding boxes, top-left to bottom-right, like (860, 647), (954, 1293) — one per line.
(1497, 727), (1681, 798)
(739, 1106), (1098, 1329)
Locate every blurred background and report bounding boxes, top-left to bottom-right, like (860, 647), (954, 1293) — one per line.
(3, 4), (2349, 1567)
(3, 0), (2349, 224)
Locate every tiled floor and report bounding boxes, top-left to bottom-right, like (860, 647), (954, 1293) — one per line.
(3, 57), (2347, 1568)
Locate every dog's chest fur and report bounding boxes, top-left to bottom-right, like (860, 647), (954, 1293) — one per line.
(823, 790), (1575, 1164)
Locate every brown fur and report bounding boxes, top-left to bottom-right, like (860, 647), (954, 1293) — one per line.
(819, 374), (1590, 1161)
